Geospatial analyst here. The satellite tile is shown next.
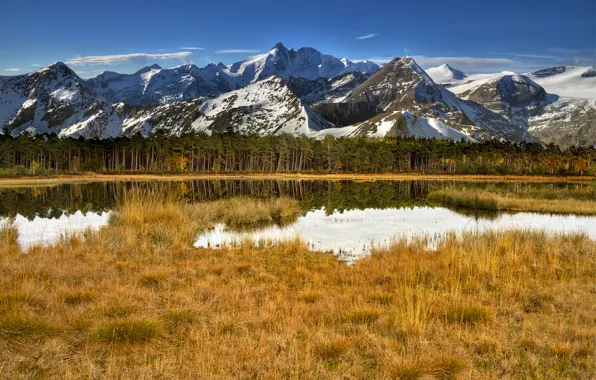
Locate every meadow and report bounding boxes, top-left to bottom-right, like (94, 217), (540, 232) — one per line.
(0, 192), (594, 378)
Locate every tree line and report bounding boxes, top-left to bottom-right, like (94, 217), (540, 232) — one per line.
(1, 131), (595, 176)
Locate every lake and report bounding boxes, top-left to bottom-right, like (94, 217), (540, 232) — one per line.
(2, 179), (595, 261)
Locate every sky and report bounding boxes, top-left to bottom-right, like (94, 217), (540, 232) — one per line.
(2, 0), (594, 78)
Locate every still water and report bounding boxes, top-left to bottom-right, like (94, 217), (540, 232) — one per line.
(2, 179), (595, 260)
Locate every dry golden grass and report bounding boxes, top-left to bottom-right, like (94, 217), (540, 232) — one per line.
(429, 188), (596, 215)
(0, 195), (594, 378)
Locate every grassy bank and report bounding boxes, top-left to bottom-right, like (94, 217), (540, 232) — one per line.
(428, 188), (596, 215)
(1, 172), (596, 188)
(0, 195), (594, 378)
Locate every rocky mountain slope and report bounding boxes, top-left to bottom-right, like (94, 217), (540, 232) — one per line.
(457, 74), (547, 128)
(285, 71), (372, 105)
(317, 57), (530, 141)
(85, 43), (379, 106)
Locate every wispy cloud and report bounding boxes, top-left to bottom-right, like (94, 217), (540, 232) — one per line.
(356, 33), (378, 40)
(65, 52), (193, 66)
(215, 49), (260, 54)
(31, 64), (41, 67)
(5, 68), (21, 72)
(180, 47), (205, 51)
(511, 53), (560, 60)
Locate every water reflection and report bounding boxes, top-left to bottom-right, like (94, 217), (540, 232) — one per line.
(1, 179), (595, 259)
(195, 207), (596, 263)
(4, 211), (111, 250)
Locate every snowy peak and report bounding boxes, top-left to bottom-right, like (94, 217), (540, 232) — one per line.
(271, 42), (287, 51)
(221, 43), (379, 89)
(134, 64), (162, 75)
(426, 63), (467, 84)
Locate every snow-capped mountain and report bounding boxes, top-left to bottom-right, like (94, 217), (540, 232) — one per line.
(441, 64), (596, 147)
(325, 57), (531, 141)
(86, 63), (232, 105)
(85, 43), (380, 106)
(426, 64), (467, 85)
(0, 62), (121, 137)
(0, 63), (335, 139)
(222, 43), (379, 88)
(1, 54), (594, 147)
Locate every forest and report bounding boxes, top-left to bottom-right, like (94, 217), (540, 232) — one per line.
(1, 131), (595, 176)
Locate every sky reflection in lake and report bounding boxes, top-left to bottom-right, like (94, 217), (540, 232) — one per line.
(195, 206), (596, 262)
(3, 211), (111, 250)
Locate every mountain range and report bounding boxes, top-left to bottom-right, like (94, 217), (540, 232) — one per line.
(0, 43), (594, 147)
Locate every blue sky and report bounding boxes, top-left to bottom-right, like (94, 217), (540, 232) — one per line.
(2, 0), (594, 78)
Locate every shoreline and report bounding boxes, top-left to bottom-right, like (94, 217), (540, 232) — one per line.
(1, 172), (595, 187)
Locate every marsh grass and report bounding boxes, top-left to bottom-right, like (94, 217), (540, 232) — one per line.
(0, 219), (19, 247)
(429, 188), (596, 215)
(92, 318), (161, 343)
(0, 193), (594, 378)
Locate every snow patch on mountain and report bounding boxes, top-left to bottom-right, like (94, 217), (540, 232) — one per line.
(528, 66), (596, 99)
(189, 76), (335, 136)
(426, 64), (467, 84)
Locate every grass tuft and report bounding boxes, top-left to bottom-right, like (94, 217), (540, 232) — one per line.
(0, 316), (57, 340)
(385, 355), (467, 380)
(92, 318), (161, 343)
(63, 291), (95, 306)
(441, 305), (492, 325)
(138, 273), (168, 289)
(314, 339), (350, 362)
(346, 308), (381, 324)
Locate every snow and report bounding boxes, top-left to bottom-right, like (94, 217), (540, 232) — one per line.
(190, 76), (334, 136)
(528, 66), (596, 99)
(403, 112), (477, 142)
(448, 72), (517, 95)
(425, 64), (467, 84)
(51, 88), (80, 103)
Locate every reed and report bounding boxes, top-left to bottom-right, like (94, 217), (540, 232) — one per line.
(429, 188), (596, 215)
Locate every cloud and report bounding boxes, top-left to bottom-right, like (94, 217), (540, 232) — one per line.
(31, 64), (41, 67)
(215, 49), (260, 54)
(65, 52), (193, 66)
(356, 33), (378, 40)
(513, 54), (560, 60)
(5, 68), (21, 72)
(180, 47), (205, 51)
